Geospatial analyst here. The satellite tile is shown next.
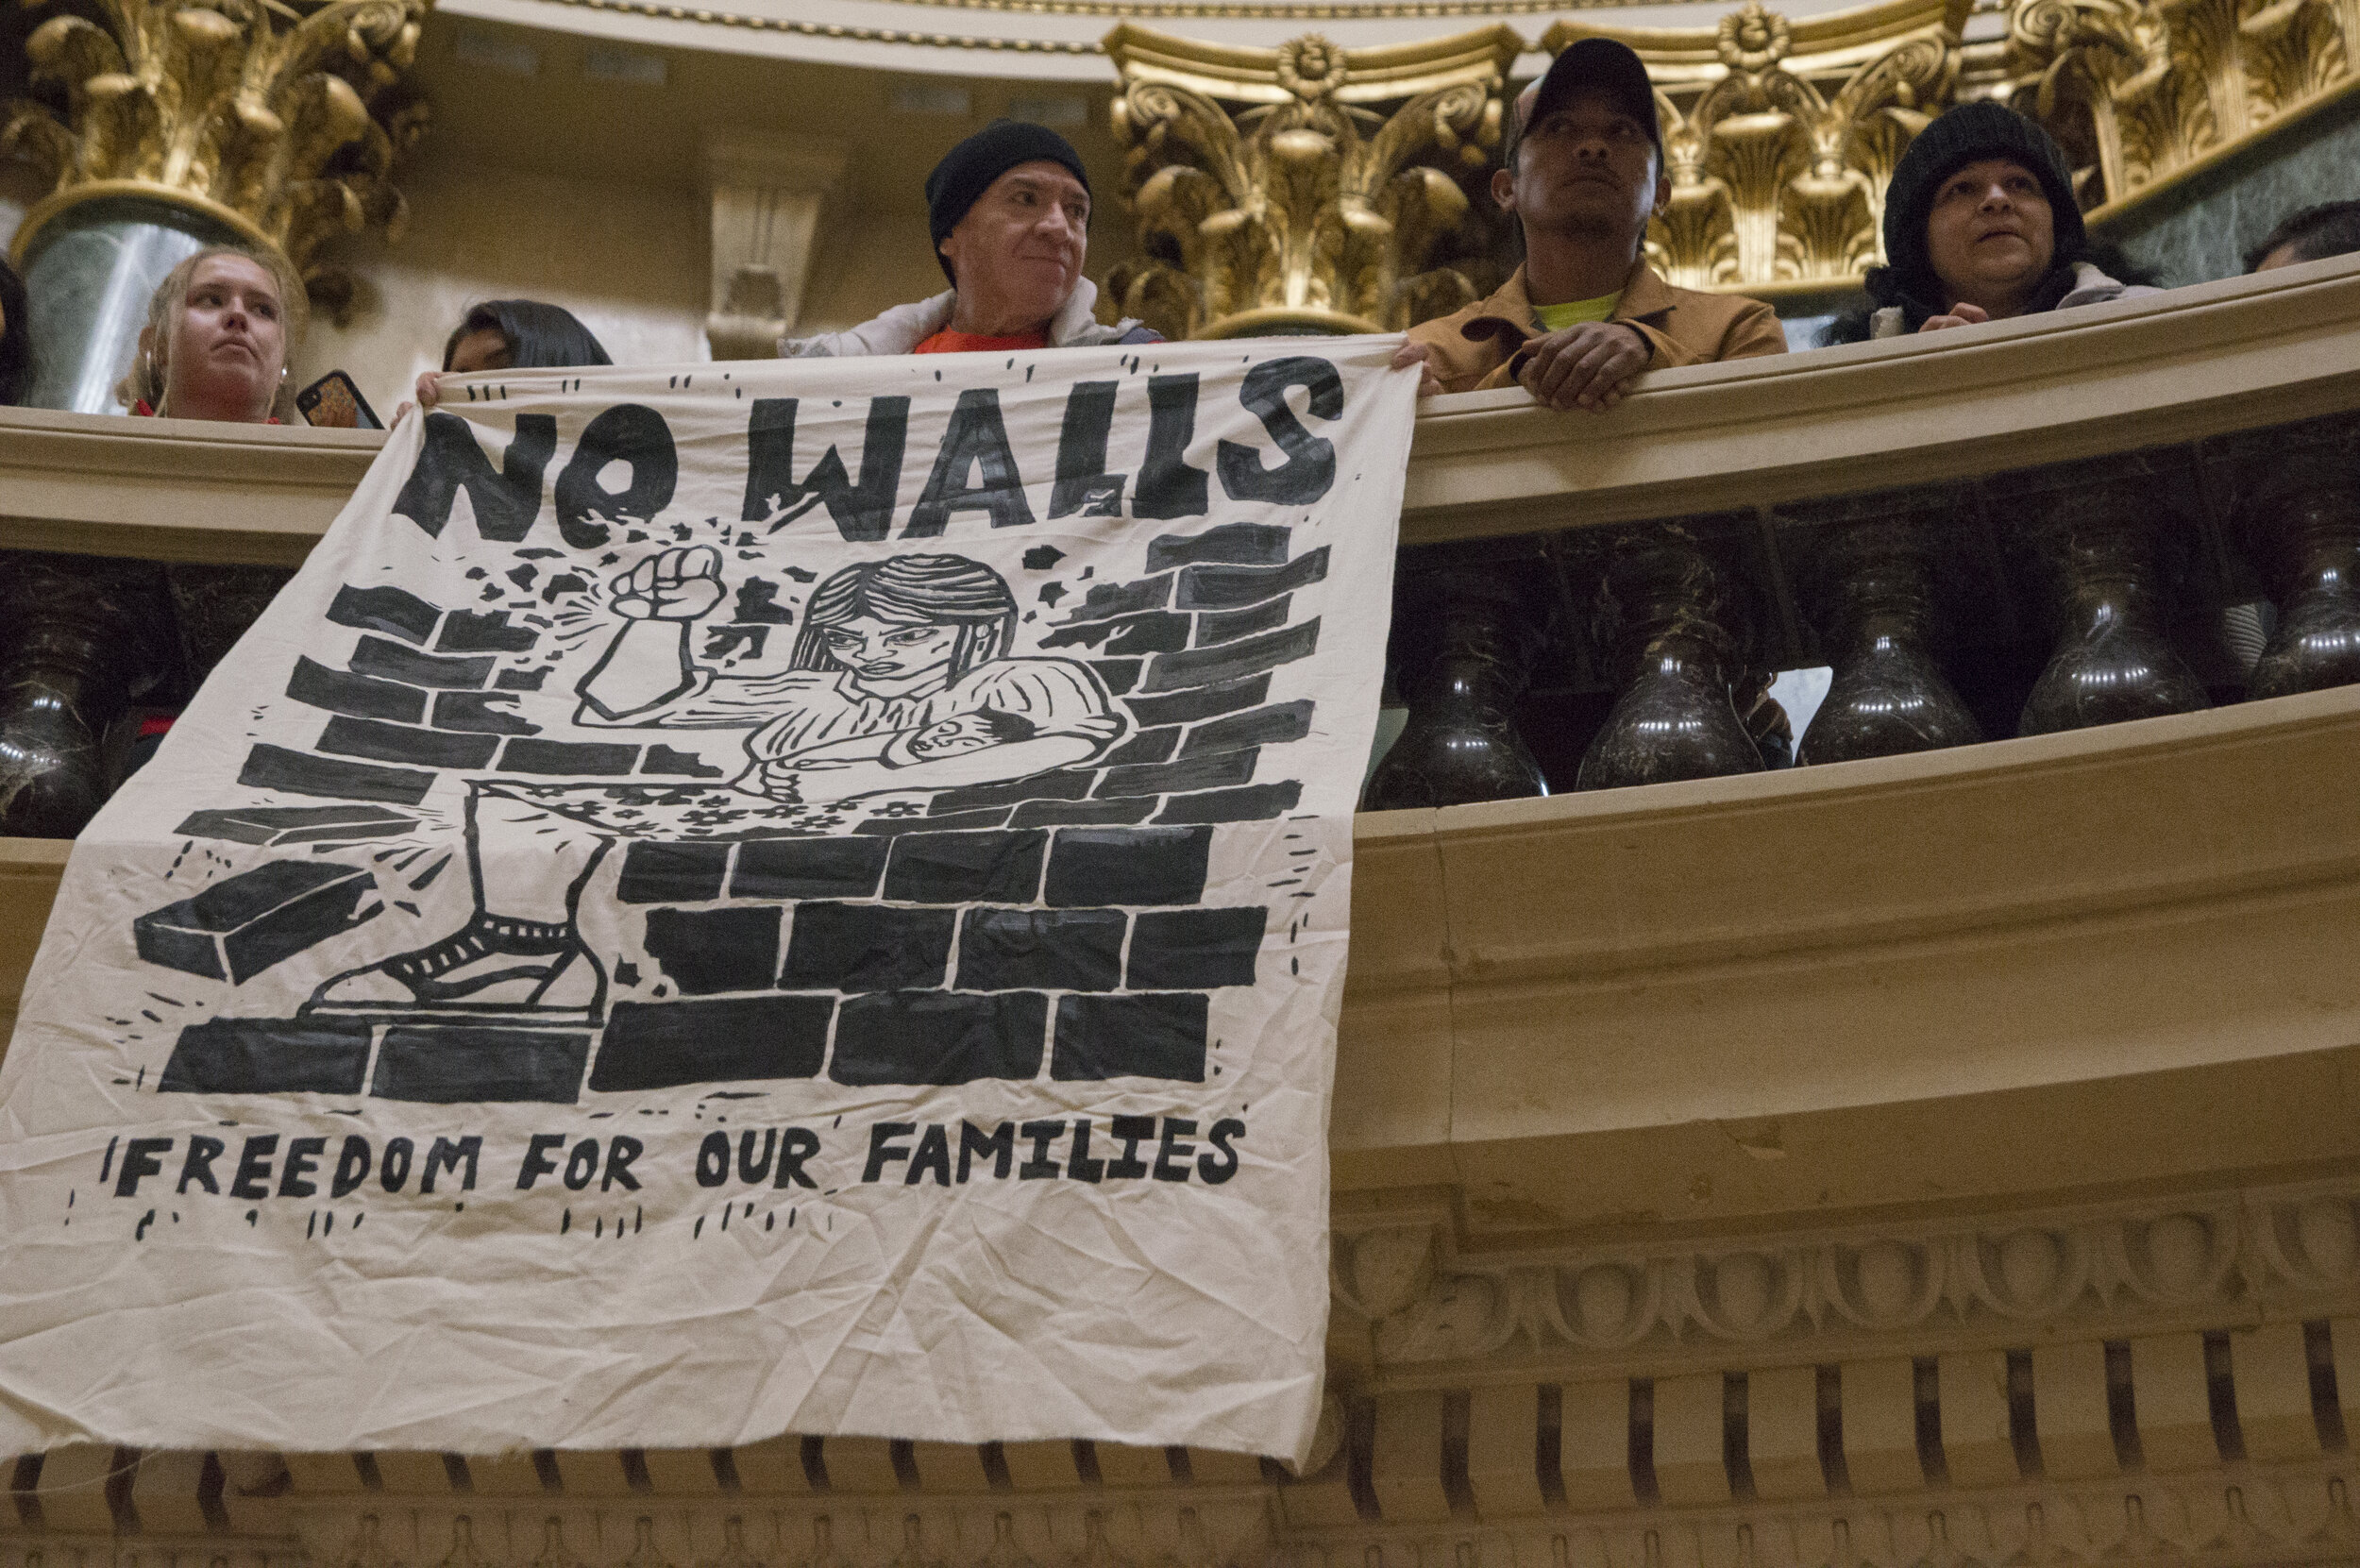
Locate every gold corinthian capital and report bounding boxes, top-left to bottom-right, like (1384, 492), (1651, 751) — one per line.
(1, 0), (430, 319)
(1104, 24), (1520, 340)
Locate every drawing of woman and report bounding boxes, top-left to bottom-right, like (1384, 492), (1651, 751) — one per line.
(738, 555), (1121, 803)
(577, 548), (1120, 804)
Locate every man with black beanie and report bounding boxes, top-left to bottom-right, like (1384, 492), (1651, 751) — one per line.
(780, 120), (1158, 359)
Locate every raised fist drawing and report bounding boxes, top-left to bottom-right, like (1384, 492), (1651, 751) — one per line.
(611, 545), (725, 621)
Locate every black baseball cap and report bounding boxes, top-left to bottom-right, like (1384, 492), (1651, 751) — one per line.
(1506, 37), (1665, 170)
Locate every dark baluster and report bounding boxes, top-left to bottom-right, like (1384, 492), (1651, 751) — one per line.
(1576, 531), (1762, 790)
(0, 552), (175, 837)
(166, 564), (297, 688)
(2016, 490), (2210, 736)
(2240, 465), (2360, 700)
(1365, 562), (1546, 809)
(1795, 518), (1981, 765)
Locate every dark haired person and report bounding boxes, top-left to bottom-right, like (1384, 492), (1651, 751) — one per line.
(0, 256), (29, 407)
(782, 120), (1157, 358)
(1396, 40), (1784, 410)
(2247, 200), (2360, 273)
(406, 298), (612, 416)
(1823, 103), (2157, 344)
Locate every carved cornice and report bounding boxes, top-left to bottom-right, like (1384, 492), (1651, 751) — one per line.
(500, 0), (1104, 54)
(1333, 1179), (2360, 1378)
(837, 0), (1730, 18)
(1273, 1469), (2360, 1564)
(2002, 0), (2360, 222)
(1540, 0), (1963, 293)
(1547, 0), (1971, 87)
(701, 133), (851, 362)
(1087, 0), (2358, 309)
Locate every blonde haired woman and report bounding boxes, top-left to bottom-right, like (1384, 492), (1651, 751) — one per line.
(117, 244), (305, 421)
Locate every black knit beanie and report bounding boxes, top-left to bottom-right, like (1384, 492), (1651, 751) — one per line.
(925, 121), (1091, 285)
(1880, 102), (2083, 302)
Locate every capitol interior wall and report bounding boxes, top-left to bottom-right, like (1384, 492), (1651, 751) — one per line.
(2104, 84), (2360, 286)
(295, 157), (710, 418)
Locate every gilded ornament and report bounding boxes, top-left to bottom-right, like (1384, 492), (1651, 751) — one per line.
(1104, 24), (1516, 339)
(2004, 0), (2358, 213)
(0, 0), (430, 322)
(1718, 2), (1795, 73)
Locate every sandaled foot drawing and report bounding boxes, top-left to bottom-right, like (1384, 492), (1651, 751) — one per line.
(304, 913), (606, 1025)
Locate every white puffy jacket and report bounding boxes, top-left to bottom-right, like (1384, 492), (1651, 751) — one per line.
(780, 278), (1157, 358)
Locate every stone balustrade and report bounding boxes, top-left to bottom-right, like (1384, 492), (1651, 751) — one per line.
(1366, 254), (2360, 810)
(8, 257), (2360, 836)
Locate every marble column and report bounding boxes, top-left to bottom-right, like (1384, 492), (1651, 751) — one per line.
(18, 195), (245, 414)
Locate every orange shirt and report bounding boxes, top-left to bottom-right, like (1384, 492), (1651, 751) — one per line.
(913, 330), (1049, 355)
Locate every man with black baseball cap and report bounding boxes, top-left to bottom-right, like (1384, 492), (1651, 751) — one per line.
(781, 120), (1158, 359)
(1398, 38), (1784, 408)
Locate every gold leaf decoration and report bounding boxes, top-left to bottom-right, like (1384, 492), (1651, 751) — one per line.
(3, 0), (430, 321)
(1104, 23), (1517, 339)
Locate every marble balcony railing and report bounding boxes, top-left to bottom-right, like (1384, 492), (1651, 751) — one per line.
(1371, 252), (2360, 809)
(6, 254), (2359, 839)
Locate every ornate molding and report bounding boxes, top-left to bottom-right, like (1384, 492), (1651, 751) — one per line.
(777, 0), (1741, 17)
(701, 133), (851, 362)
(1334, 1180), (2360, 1376)
(280, 1496), (1276, 1568)
(1091, 0), (2360, 316)
(1104, 25), (1517, 338)
(2002, 0), (2360, 219)
(0, 0), (430, 319)
(1540, 0), (2358, 297)
(493, 0), (1104, 54)
(1271, 1469), (2360, 1563)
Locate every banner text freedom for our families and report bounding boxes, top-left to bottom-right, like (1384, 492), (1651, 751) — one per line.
(0, 339), (1415, 1463)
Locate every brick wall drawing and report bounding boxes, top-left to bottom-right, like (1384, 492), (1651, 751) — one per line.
(151, 522), (1325, 1105)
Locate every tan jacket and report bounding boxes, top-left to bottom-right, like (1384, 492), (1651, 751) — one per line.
(1408, 260), (1787, 395)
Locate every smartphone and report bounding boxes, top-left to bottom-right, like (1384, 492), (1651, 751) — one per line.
(296, 370), (382, 430)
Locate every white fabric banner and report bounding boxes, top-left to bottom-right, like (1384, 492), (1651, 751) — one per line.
(0, 339), (1412, 1463)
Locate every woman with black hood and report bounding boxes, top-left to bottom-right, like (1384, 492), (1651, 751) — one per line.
(1823, 102), (2159, 345)
(403, 298), (612, 418)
